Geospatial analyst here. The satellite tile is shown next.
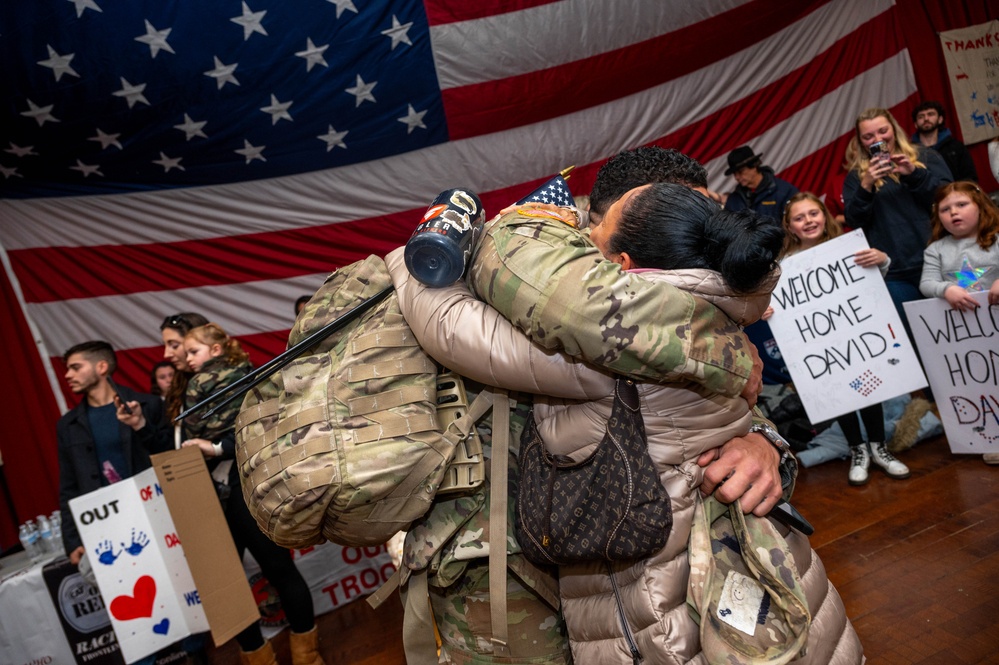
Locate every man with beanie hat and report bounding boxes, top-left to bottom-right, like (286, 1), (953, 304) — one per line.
(723, 145), (798, 220)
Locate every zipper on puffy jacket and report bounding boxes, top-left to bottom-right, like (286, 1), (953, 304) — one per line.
(606, 561), (642, 665)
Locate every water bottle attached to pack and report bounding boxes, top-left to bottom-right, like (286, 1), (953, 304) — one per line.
(404, 188), (485, 287)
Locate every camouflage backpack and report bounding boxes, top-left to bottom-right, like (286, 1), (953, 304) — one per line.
(234, 254), (485, 548)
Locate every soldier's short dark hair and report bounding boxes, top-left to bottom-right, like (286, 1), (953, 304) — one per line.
(912, 101), (945, 123)
(589, 147), (708, 219)
(295, 295), (311, 314)
(63, 340), (117, 374)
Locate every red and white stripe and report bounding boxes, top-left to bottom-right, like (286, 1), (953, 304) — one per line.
(0, 0), (918, 405)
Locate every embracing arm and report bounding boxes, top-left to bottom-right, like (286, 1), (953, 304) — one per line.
(467, 211), (754, 397)
(386, 247), (614, 399)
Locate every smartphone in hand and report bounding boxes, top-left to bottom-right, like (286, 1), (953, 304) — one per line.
(105, 375), (133, 415)
(868, 140), (888, 161)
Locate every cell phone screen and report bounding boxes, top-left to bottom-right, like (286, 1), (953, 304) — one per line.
(106, 375), (133, 415)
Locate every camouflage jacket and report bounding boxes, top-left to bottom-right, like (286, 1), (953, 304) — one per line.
(403, 387), (569, 663)
(184, 356), (253, 444)
(468, 208), (755, 397)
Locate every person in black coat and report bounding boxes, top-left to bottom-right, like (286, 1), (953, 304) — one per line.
(910, 101), (978, 183)
(722, 145), (798, 220)
(57, 340), (167, 564)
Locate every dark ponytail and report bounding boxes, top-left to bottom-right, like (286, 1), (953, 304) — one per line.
(702, 209), (783, 293)
(610, 183), (781, 292)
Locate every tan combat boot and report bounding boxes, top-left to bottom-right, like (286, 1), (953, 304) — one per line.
(239, 640), (277, 665)
(290, 626), (326, 665)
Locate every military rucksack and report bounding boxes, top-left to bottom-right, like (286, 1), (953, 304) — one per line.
(234, 254), (485, 548)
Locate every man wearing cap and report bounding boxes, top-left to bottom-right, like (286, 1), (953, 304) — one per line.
(723, 145), (798, 219)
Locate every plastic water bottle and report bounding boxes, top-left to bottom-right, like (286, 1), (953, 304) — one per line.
(49, 511), (64, 555)
(19, 521), (43, 563)
(36, 514), (55, 555)
(404, 188), (485, 287)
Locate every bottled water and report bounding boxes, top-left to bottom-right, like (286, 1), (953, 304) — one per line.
(36, 514), (55, 554)
(49, 511), (64, 555)
(18, 521), (43, 563)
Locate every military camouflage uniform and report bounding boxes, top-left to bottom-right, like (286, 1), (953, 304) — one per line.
(402, 387), (572, 664)
(468, 208), (755, 397)
(184, 356), (253, 441)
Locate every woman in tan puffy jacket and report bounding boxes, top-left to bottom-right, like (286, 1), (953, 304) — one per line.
(387, 182), (864, 664)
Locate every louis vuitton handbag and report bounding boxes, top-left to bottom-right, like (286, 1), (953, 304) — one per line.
(515, 376), (672, 566)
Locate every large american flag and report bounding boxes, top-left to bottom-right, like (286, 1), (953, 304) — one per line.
(1, 0), (919, 408)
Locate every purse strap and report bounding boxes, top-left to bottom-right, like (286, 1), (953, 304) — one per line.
(613, 375), (641, 413)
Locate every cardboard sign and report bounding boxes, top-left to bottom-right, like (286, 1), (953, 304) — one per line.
(69, 465), (210, 664)
(767, 230), (927, 422)
(938, 20), (999, 145)
(150, 447), (259, 647)
(904, 293), (999, 454)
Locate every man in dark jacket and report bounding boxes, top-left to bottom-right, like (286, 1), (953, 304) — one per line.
(57, 340), (166, 565)
(911, 101), (978, 182)
(722, 145), (798, 219)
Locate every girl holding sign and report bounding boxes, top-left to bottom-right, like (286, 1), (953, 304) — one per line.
(767, 193), (911, 485)
(920, 181), (999, 310)
(921, 182), (999, 465)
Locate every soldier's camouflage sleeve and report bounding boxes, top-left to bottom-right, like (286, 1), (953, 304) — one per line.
(468, 210), (754, 397)
(184, 359), (253, 441)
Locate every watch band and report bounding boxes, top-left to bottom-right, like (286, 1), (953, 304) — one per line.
(749, 422), (796, 492)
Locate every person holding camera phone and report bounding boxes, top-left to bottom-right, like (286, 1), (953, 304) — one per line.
(842, 107), (953, 337)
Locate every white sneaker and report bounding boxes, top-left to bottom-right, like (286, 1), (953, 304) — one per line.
(848, 445), (870, 485)
(869, 442), (910, 479)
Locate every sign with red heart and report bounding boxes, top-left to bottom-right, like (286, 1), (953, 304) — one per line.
(109, 576), (156, 621)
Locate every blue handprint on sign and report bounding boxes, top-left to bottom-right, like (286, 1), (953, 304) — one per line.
(122, 529), (150, 557)
(95, 540), (121, 566)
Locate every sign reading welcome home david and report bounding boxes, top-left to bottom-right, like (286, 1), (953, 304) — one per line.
(767, 230), (927, 423)
(904, 292), (999, 454)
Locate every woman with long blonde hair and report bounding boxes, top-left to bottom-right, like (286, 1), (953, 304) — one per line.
(842, 107), (952, 330)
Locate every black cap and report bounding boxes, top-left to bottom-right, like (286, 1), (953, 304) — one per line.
(724, 146), (763, 175)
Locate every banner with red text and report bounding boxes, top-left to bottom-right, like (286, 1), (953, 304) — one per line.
(244, 541), (396, 636)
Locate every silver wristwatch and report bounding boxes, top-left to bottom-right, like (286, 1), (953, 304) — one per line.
(749, 421), (796, 489)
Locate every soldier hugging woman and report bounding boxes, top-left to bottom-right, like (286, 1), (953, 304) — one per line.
(386, 178), (863, 664)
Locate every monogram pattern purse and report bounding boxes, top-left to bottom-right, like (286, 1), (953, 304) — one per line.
(515, 377), (673, 566)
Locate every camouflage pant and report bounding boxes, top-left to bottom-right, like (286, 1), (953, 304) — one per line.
(429, 558), (572, 664)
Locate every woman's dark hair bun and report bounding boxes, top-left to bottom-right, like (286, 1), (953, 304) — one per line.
(703, 210), (783, 292)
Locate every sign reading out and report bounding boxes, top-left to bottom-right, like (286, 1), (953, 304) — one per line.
(767, 230), (927, 423)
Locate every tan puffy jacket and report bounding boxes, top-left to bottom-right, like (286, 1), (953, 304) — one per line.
(385, 248), (863, 664)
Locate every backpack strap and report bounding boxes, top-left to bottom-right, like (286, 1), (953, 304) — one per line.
(488, 388), (511, 658)
(369, 387), (503, 665)
(399, 569), (439, 665)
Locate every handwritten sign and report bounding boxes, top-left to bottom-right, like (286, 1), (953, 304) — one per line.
(904, 293), (999, 454)
(939, 19), (999, 145)
(69, 467), (209, 664)
(767, 230), (927, 423)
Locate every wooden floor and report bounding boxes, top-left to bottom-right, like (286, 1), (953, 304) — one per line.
(203, 433), (999, 665)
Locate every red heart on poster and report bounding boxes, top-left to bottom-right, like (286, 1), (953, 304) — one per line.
(110, 575), (156, 621)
